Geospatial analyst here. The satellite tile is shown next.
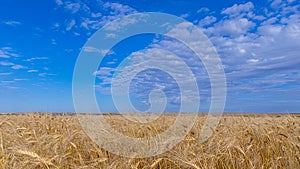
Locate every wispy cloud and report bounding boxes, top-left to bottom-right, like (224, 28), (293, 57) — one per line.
(2, 20), (21, 26)
(51, 38), (57, 45)
(28, 70), (38, 73)
(103, 2), (136, 16)
(197, 7), (210, 13)
(0, 47), (20, 58)
(0, 61), (14, 66)
(13, 78), (28, 81)
(0, 61), (26, 70)
(55, 1), (137, 33)
(55, 0), (63, 6)
(11, 65), (26, 70)
(0, 78), (27, 90)
(0, 81), (20, 90)
(24, 57), (48, 62)
(83, 46), (115, 55)
(0, 72), (12, 76)
(38, 72), (56, 77)
(64, 2), (82, 14)
(66, 19), (76, 31)
(83, 46), (100, 53)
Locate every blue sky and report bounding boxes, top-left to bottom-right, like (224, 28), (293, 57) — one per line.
(0, 0), (299, 113)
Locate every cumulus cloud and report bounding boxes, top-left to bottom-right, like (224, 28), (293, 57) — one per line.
(197, 1), (300, 105)
(109, 48), (202, 111)
(64, 0), (299, 112)
(221, 2), (254, 17)
(206, 18), (256, 37)
(198, 16), (217, 27)
(93, 22), (220, 111)
(94, 1), (299, 112)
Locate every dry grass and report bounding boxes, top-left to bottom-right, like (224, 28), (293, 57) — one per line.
(0, 113), (299, 168)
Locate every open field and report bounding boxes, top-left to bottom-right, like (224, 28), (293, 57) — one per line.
(0, 113), (299, 168)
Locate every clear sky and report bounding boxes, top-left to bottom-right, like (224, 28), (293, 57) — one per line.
(0, 0), (299, 113)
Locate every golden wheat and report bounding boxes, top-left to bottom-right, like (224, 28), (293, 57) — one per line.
(0, 113), (299, 168)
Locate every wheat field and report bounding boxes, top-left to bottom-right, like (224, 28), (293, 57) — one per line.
(0, 113), (299, 169)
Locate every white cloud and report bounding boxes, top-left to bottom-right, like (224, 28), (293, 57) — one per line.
(93, 23), (216, 107)
(103, 15), (140, 31)
(73, 32), (80, 36)
(14, 78), (28, 81)
(93, 67), (115, 77)
(89, 3), (137, 31)
(65, 2), (81, 14)
(66, 19), (76, 31)
(271, 0), (283, 8)
(0, 81), (14, 85)
(55, 0), (63, 6)
(56, 1), (137, 33)
(220, 2), (265, 21)
(51, 38), (57, 45)
(80, 18), (102, 30)
(52, 22), (60, 32)
(0, 72), (12, 76)
(105, 33), (116, 38)
(197, 7), (210, 13)
(258, 24), (283, 36)
(38, 73), (55, 77)
(0, 52), (10, 58)
(11, 65), (26, 70)
(198, 16), (217, 27)
(103, 2), (136, 16)
(51, 0), (300, 112)
(0, 61), (14, 66)
(38, 73), (47, 77)
(24, 57), (48, 62)
(0, 47), (20, 58)
(199, 1), (300, 98)
(98, 1), (298, 111)
(54, 22), (60, 28)
(108, 47), (204, 109)
(3, 20), (21, 26)
(28, 70), (38, 73)
(180, 13), (189, 19)
(221, 2), (254, 17)
(101, 49), (115, 55)
(206, 18), (256, 37)
(91, 12), (102, 18)
(83, 46), (100, 53)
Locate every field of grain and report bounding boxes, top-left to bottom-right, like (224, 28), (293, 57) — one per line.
(0, 113), (299, 168)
